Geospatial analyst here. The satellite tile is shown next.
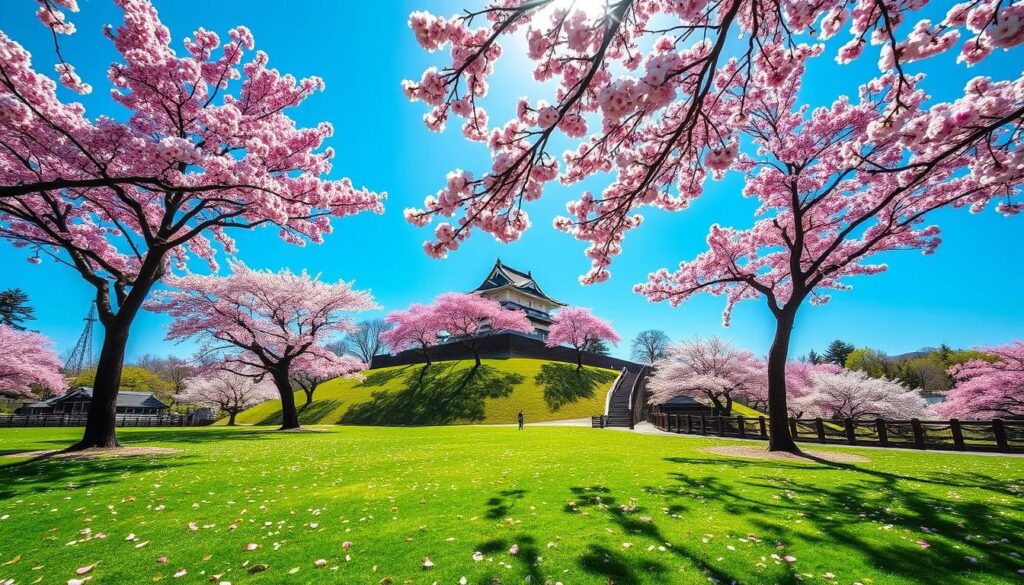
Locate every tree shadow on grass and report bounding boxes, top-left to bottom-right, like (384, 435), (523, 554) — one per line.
(359, 365), (417, 387)
(298, 399), (343, 424)
(339, 363), (524, 426)
(534, 363), (618, 411)
(565, 484), (748, 584)
(657, 455), (1024, 584)
(471, 534), (544, 584)
(485, 488), (527, 519)
(0, 453), (194, 500)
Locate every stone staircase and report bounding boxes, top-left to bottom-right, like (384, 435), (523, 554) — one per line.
(604, 368), (640, 428)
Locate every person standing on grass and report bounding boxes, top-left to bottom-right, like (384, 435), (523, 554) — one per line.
(518, 410), (524, 431)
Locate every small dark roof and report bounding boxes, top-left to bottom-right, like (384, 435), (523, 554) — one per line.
(661, 396), (709, 406)
(472, 259), (564, 306)
(24, 387), (168, 409)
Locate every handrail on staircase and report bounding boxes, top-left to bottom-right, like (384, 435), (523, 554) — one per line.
(626, 366), (647, 429)
(603, 367), (626, 417)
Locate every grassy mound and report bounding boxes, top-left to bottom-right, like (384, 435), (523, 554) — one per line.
(230, 358), (620, 426)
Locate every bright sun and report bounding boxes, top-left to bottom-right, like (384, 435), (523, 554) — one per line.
(548, 0), (608, 18)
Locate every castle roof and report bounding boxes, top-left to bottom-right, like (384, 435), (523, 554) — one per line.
(471, 259), (564, 306)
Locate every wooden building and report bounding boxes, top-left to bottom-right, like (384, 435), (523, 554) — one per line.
(18, 387), (169, 416)
(472, 259), (565, 340)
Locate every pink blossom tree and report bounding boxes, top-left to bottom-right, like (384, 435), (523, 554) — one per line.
(737, 361), (842, 413)
(938, 341), (1024, 419)
(791, 370), (928, 420)
(146, 263), (377, 430)
(635, 64), (1021, 450)
(545, 307), (620, 370)
(430, 293), (533, 366)
(402, 2), (1023, 453)
(0, 1), (383, 449)
(648, 336), (765, 416)
(177, 367), (278, 426)
(0, 324), (67, 398)
(381, 304), (443, 366)
(290, 352), (367, 408)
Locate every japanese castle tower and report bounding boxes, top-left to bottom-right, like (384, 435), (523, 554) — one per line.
(472, 259), (565, 340)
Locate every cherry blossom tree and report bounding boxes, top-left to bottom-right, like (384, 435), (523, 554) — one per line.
(0, 324), (67, 398)
(938, 341), (1024, 418)
(290, 352), (367, 408)
(791, 370), (928, 420)
(546, 306), (620, 369)
(0, 1), (383, 449)
(402, 2), (1023, 453)
(381, 303), (444, 366)
(177, 367), (278, 426)
(431, 292), (533, 366)
(146, 263), (377, 430)
(648, 336), (765, 416)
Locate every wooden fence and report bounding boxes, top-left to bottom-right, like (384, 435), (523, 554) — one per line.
(0, 413), (213, 428)
(648, 412), (1024, 453)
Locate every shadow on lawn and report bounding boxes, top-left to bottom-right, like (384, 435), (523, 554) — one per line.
(657, 455), (1024, 584)
(338, 363), (524, 426)
(0, 453), (194, 500)
(564, 484), (751, 584)
(534, 363), (617, 411)
(259, 399), (344, 426)
(485, 488), (527, 519)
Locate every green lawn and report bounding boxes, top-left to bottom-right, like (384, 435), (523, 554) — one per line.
(231, 358), (620, 426)
(1, 426), (1022, 584)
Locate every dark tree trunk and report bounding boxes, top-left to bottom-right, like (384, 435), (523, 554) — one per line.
(69, 319), (131, 450)
(473, 349), (481, 367)
(227, 411), (237, 426)
(707, 393), (731, 416)
(67, 249), (165, 451)
(421, 346), (431, 366)
(303, 388), (315, 407)
(767, 309), (801, 453)
(271, 368), (300, 430)
(576, 349), (583, 370)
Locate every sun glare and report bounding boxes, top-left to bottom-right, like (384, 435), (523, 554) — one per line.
(547, 0), (608, 18)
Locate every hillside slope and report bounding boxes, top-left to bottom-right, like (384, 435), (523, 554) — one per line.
(230, 358), (620, 426)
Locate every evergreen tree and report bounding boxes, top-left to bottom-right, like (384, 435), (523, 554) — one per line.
(0, 289), (35, 330)
(583, 338), (611, 356)
(823, 340), (855, 367)
(806, 349), (822, 365)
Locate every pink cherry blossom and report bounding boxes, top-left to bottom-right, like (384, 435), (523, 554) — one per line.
(290, 351), (367, 407)
(381, 303), (445, 366)
(146, 262), (377, 430)
(0, 324), (67, 398)
(546, 306), (620, 369)
(430, 292), (533, 366)
(937, 341), (1024, 419)
(648, 336), (764, 416)
(176, 367), (278, 426)
(0, 0), (383, 449)
(790, 370), (928, 420)
(402, 0), (1020, 285)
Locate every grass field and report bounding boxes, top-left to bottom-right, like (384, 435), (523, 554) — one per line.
(231, 358), (620, 426)
(1, 426), (1022, 584)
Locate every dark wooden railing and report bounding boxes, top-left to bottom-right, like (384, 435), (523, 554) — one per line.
(647, 413), (1024, 453)
(0, 413), (213, 428)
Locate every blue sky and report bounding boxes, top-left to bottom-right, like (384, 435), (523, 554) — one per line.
(1, 1), (1021, 362)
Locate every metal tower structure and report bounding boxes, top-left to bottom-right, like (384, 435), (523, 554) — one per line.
(63, 303), (97, 375)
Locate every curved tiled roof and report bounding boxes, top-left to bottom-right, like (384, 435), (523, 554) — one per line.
(472, 259), (564, 306)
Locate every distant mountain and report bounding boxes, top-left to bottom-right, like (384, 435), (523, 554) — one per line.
(890, 347), (939, 361)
